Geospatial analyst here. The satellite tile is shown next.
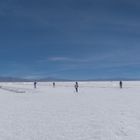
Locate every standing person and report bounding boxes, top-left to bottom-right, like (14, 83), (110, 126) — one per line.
(53, 82), (55, 88)
(120, 81), (122, 89)
(34, 81), (37, 89)
(75, 82), (79, 93)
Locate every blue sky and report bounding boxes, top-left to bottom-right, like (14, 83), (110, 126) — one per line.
(0, 0), (140, 80)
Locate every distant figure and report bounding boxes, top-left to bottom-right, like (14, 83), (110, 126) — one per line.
(34, 81), (37, 88)
(120, 81), (122, 89)
(53, 82), (55, 88)
(75, 82), (79, 93)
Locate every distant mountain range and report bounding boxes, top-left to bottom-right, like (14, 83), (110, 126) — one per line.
(0, 76), (140, 82)
(0, 77), (29, 82)
(0, 76), (70, 82)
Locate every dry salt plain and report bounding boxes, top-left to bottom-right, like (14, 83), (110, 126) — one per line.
(0, 81), (140, 140)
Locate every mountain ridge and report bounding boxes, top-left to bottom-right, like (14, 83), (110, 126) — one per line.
(0, 76), (140, 82)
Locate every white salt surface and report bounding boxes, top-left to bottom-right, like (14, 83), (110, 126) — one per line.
(0, 81), (140, 140)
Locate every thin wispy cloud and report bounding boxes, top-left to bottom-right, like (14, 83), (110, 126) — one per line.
(48, 56), (92, 63)
(48, 57), (72, 62)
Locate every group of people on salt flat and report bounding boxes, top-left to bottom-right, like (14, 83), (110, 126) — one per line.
(33, 81), (123, 93)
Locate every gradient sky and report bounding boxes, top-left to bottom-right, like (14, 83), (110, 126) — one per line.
(0, 0), (140, 80)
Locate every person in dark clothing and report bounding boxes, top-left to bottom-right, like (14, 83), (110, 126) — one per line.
(120, 81), (122, 89)
(75, 82), (79, 92)
(53, 82), (55, 88)
(34, 81), (37, 88)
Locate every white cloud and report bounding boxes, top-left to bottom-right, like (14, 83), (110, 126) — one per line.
(48, 57), (72, 61)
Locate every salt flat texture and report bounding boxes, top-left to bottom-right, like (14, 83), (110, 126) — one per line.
(0, 81), (140, 140)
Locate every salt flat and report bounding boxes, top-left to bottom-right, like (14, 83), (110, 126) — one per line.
(0, 82), (140, 140)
